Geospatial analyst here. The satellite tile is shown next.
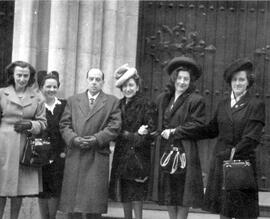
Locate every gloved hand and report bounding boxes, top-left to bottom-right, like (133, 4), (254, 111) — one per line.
(80, 136), (98, 150)
(14, 121), (32, 133)
(138, 125), (148, 135)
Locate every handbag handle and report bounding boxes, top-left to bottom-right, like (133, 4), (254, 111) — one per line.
(171, 151), (180, 174)
(160, 150), (174, 167)
(229, 147), (236, 161)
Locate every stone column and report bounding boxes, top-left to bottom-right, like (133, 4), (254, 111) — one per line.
(47, 0), (79, 97)
(75, 0), (96, 93)
(12, 0), (39, 65)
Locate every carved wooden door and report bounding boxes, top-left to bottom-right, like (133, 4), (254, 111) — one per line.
(136, 1), (270, 190)
(0, 1), (14, 87)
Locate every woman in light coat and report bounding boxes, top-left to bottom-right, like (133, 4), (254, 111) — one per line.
(0, 61), (47, 219)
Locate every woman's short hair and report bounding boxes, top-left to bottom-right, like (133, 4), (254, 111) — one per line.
(223, 58), (254, 89)
(5, 61), (36, 87)
(169, 66), (194, 83)
(37, 70), (60, 89)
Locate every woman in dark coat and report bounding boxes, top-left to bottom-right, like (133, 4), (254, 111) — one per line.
(175, 58), (265, 219)
(37, 71), (67, 219)
(109, 64), (157, 219)
(151, 57), (206, 219)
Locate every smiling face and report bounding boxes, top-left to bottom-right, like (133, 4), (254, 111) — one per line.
(231, 70), (249, 97)
(121, 77), (139, 99)
(41, 78), (59, 101)
(174, 70), (191, 94)
(13, 66), (30, 90)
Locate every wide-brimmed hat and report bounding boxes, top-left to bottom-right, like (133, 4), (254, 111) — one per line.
(114, 63), (138, 88)
(223, 58), (253, 84)
(164, 56), (202, 81)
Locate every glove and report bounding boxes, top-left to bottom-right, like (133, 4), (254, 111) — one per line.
(138, 125), (148, 135)
(80, 136), (98, 150)
(14, 121), (32, 133)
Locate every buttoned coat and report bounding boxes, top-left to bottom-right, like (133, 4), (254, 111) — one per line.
(176, 92), (265, 217)
(0, 85), (47, 196)
(40, 99), (67, 198)
(59, 91), (121, 214)
(151, 86), (206, 207)
(109, 93), (157, 201)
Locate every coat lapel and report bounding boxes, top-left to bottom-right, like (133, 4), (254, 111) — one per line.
(88, 91), (107, 120)
(22, 87), (36, 107)
(3, 86), (35, 107)
(231, 92), (249, 114)
(77, 92), (91, 117)
(169, 91), (191, 118)
(224, 98), (233, 122)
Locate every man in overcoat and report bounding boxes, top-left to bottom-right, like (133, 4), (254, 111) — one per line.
(59, 68), (122, 219)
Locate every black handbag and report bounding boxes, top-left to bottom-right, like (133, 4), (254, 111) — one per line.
(160, 139), (186, 175)
(20, 134), (52, 168)
(222, 148), (257, 190)
(120, 147), (149, 181)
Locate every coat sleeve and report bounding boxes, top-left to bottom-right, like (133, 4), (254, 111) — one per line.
(59, 97), (78, 147)
(94, 98), (122, 147)
(234, 100), (265, 155)
(29, 98), (47, 135)
(122, 100), (157, 147)
(173, 95), (219, 140)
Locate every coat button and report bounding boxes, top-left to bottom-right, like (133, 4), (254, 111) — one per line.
(131, 147), (134, 150)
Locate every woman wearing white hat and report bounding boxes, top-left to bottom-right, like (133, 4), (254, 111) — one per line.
(109, 64), (157, 219)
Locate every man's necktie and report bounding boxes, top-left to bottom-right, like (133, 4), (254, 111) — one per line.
(90, 98), (95, 105)
(89, 98), (95, 109)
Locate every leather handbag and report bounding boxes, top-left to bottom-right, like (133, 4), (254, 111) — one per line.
(160, 139), (186, 175)
(20, 134), (52, 168)
(222, 148), (257, 190)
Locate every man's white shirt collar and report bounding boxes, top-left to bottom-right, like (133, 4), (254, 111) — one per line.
(87, 91), (100, 101)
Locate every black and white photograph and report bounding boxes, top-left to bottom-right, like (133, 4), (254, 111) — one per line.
(0, 1), (269, 219)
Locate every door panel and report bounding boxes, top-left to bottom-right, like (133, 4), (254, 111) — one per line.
(0, 1), (14, 87)
(136, 0), (270, 190)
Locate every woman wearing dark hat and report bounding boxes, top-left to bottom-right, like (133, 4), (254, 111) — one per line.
(0, 61), (47, 219)
(37, 71), (67, 219)
(174, 58), (265, 219)
(109, 64), (157, 219)
(152, 56), (206, 219)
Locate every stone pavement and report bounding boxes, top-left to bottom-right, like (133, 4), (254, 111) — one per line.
(102, 202), (269, 219)
(1, 192), (270, 218)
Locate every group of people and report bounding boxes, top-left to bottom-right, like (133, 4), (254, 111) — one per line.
(0, 56), (265, 219)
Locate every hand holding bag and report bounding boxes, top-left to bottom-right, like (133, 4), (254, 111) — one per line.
(222, 147), (257, 190)
(20, 134), (52, 168)
(160, 139), (186, 175)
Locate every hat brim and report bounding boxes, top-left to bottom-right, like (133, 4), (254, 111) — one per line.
(165, 57), (202, 81)
(115, 67), (137, 88)
(223, 59), (253, 84)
